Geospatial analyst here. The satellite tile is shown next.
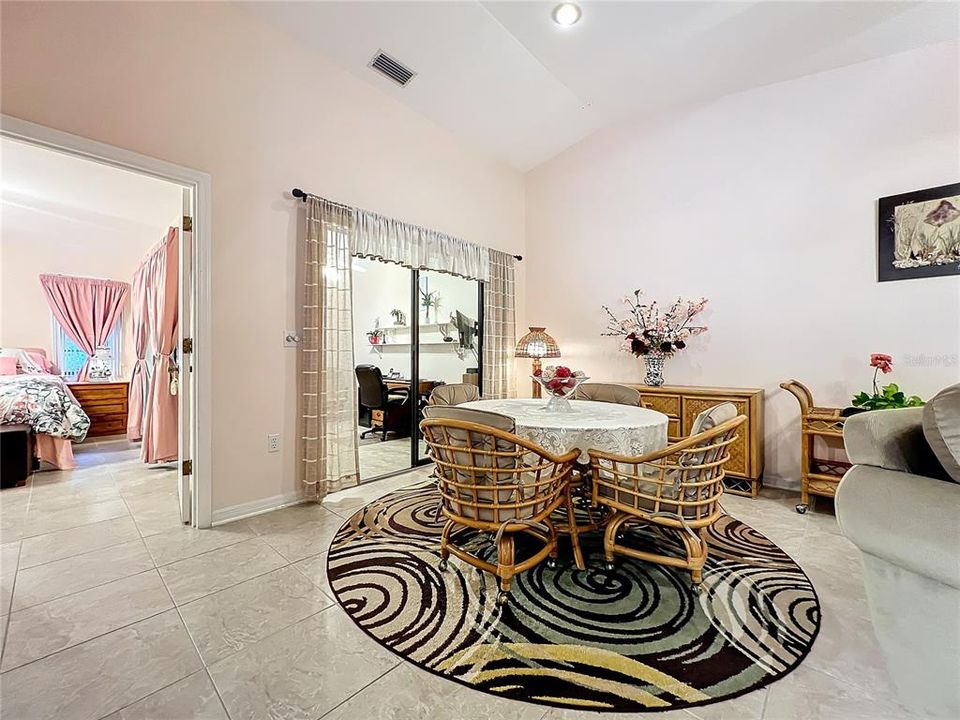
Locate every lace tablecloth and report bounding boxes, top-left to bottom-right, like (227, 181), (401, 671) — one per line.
(460, 399), (669, 462)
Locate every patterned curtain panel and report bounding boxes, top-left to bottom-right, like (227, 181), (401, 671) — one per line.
(482, 249), (517, 399)
(301, 198), (360, 499)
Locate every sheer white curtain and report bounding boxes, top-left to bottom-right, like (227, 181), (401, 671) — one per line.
(482, 249), (517, 399)
(301, 198), (359, 499)
(353, 209), (490, 281)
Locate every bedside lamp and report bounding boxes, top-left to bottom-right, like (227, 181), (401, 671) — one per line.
(515, 326), (560, 398)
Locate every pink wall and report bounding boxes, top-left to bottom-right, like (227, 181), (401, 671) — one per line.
(525, 43), (960, 488)
(0, 2), (525, 513)
(0, 202), (172, 375)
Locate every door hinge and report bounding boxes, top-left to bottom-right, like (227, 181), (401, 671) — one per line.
(182, 215), (193, 232)
(182, 459), (193, 476)
(182, 338), (193, 354)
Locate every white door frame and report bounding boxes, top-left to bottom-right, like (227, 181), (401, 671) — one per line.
(1, 114), (214, 528)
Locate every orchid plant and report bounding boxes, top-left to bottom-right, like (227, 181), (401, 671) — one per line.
(851, 353), (923, 410)
(602, 291), (708, 356)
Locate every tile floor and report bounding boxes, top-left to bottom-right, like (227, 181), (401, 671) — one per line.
(357, 434), (428, 482)
(0, 443), (919, 720)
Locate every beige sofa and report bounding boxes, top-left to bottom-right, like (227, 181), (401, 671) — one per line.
(836, 385), (960, 718)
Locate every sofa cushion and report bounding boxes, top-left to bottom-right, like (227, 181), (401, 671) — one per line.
(923, 384), (960, 483)
(844, 407), (947, 479)
(837, 465), (960, 589)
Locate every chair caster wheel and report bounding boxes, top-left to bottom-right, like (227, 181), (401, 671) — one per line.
(692, 582), (704, 593)
(496, 591), (510, 606)
(438, 559), (448, 571)
(546, 558), (558, 569)
(603, 561), (615, 572)
(795, 504), (808, 514)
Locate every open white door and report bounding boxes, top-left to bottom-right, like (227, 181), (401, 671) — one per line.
(178, 188), (194, 525)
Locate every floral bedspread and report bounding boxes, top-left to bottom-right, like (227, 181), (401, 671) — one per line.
(0, 375), (90, 442)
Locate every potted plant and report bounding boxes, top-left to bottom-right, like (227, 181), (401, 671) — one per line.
(602, 291), (708, 386)
(389, 308), (406, 326)
(367, 328), (385, 345)
(420, 288), (441, 323)
(846, 353), (924, 415)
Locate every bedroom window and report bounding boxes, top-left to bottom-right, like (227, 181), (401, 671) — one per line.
(52, 318), (122, 381)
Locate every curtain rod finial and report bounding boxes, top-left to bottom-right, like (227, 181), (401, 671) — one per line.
(291, 188), (307, 202)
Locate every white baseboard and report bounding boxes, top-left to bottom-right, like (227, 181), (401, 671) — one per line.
(211, 492), (307, 526)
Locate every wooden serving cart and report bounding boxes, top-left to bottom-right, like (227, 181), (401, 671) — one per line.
(780, 380), (852, 513)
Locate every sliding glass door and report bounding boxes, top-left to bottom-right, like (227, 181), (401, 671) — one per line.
(413, 269), (482, 466)
(352, 259), (483, 482)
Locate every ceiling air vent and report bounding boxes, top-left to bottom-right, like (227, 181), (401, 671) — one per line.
(368, 51), (416, 87)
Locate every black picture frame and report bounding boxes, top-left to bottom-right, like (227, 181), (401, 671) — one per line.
(877, 182), (960, 282)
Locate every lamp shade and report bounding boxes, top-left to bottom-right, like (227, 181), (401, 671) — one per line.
(515, 327), (560, 359)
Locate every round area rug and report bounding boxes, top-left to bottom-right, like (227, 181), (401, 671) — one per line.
(327, 480), (820, 713)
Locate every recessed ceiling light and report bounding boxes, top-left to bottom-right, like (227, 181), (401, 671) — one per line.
(552, 3), (581, 27)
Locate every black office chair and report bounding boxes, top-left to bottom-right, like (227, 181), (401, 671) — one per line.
(356, 364), (411, 441)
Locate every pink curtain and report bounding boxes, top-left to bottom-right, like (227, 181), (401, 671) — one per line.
(38, 275), (129, 382)
(126, 266), (151, 441)
(141, 227), (179, 464)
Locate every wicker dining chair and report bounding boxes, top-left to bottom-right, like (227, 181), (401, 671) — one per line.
(590, 402), (746, 586)
(574, 382), (646, 407)
(427, 383), (481, 406)
(421, 406), (579, 605)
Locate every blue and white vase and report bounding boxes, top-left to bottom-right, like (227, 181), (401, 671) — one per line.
(643, 353), (666, 387)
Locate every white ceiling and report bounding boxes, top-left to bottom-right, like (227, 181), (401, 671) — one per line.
(1, 138), (182, 233)
(250, 2), (958, 171)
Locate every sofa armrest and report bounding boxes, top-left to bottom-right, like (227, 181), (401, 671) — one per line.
(837, 465), (960, 589)
(843, 407), (943, 477)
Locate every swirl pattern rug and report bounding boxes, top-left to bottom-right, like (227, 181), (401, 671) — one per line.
(327, 480), (820, 713)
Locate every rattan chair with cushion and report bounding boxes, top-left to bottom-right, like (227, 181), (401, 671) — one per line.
(560, 382), (645, 566)
(591, 402), (746, 586)
(574, 382), (644, 407)
(427, 383), (481, 407)
(421, 405), (579, 604)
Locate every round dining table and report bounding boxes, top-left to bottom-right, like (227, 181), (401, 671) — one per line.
(459, 398), (669, 462)
(459, 398), (671, 570)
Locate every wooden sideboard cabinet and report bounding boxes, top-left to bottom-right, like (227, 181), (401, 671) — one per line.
(625, 384), (765, 497)
(68, 381), (129, 439)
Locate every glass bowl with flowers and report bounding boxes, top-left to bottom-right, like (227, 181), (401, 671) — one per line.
(533, 365), (588, 412)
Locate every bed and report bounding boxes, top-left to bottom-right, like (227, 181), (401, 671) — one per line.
(0, 349), (91, 470)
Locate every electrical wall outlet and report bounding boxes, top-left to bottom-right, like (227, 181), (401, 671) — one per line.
(267, 434), (280, 453)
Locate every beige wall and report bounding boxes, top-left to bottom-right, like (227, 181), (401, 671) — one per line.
(0, 2), (526, 513)
(525, 42), (960, 489)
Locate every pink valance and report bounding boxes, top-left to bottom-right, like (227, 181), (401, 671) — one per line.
(38, 274), (129, 382)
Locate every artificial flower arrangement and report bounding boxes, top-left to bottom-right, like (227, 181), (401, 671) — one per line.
(850, 353), (924, 411)
(602, 290), (709, 357)
(602, 290), (708, 385)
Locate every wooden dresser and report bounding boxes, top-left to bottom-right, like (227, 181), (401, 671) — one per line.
(626, 384), (765, 497)
(68, 382), (129, 439)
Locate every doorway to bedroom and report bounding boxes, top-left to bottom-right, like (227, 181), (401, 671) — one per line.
(0, 128), (201, 534)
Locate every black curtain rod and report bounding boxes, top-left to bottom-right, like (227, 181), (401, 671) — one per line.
(291, 187), (522, 262)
